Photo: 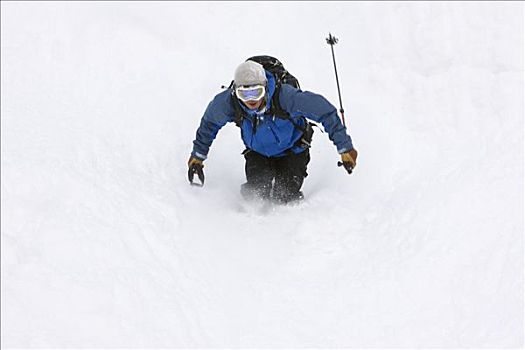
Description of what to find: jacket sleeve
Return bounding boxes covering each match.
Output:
[191,91,234,160]
[279,85,354,154]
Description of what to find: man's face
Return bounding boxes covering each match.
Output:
[236,85,266,111]
[243,99,264,110]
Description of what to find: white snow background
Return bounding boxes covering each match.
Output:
[1,1,523,348]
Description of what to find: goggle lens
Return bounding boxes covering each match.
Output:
[235,85,266,102]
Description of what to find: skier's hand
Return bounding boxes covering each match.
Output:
[188,156,205,186]
[339,149,358,174]
[188,156,203,168]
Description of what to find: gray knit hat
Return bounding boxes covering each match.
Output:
[234,61,267,87]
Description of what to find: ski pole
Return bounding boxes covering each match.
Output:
[326,33,346,127]
[188,163,205,187]
[327,33,354,174]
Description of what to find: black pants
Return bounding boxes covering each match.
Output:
[242,149,310,202]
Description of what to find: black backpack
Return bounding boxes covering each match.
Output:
[228,56,314,151]
[230,56,304,128]
[247,55,300,90]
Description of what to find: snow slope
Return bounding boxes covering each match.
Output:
[1,2,523,348]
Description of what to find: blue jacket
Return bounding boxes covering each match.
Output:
[191,71,354,159]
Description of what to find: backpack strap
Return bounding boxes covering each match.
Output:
[230,90,244,127]
[230,89,263,136]
[230,82,306,134]
[269,83,306,133]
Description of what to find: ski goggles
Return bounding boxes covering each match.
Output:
[235,85,266,102]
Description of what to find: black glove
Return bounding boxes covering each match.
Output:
[188,156,205,186]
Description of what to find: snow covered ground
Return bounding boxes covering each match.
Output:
[1,2,523,348]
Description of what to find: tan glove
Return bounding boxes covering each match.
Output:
[339,148,358,174]
[341,148,358,169]
[188,156,203,168]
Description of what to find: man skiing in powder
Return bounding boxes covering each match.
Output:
[188,58,357,203]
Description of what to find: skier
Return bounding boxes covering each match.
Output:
[188,59,357,203]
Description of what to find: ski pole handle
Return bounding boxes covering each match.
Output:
[188,164,205,186]
[337,161,353,175]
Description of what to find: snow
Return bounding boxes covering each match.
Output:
[1,1,523,348]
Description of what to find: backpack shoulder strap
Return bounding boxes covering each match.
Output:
[230,82,306,133]
[269,83,306,132]
[230,83,285,127]
[230,90,245,127]
[269,83,287,118]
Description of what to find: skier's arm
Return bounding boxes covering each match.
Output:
[279,85,354,154]
[191,91,234,160]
